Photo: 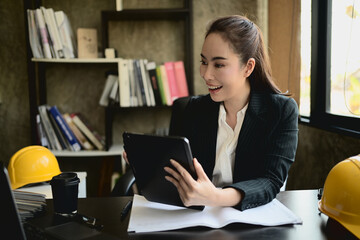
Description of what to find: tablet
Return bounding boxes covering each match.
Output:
[123,132,204,211]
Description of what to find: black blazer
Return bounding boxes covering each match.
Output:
[169,92,299,211]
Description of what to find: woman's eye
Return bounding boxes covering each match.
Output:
[215,63,225,68]
[200,60,207,65]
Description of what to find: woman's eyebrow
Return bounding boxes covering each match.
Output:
[200,53,227,61]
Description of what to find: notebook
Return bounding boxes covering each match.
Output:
[0,163,26,239]
[0,162,119,240]
[123,132,204,211]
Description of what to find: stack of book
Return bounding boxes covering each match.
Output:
[99,59,189,107]
[13,190,46,222]
[27,6,76,59]
[37,105,105,151]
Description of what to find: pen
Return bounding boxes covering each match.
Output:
[121,200,133,221]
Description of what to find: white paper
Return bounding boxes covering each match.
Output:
[128,194,302,233]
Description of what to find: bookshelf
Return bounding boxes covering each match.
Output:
[23,0,194,156]
[51,143,123,157]
[101,3,194,149]
[31,58,122,63]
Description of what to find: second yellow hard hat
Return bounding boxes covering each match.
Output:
[318,156,360,238]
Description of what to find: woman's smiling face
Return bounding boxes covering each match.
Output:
[200,33,252,104]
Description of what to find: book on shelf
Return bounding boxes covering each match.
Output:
[159,64,172,105]
[63,113,94,150]
[38,105,62,150]
[47,109,72,151]
[41,6,64,59]
[145,61,156,106]
[35,8,52,59]
[27,9,44,58]
[109,76,119,104]
[133,60,143,106]
[164,61,179,103]
[173,60,189,98]
[118,58,131,107]
[146,61,162,106]
[27,7,76,59]
[99,74,118,107]
[156,65,167,106]
[48,106,81,151]
[71,113,105,151]
[37,105,107,151]
[98,59,189,107]
[133,60,147,106]
[128,59,138,107]
[54,10,76,58]
[140,59,155,106]
[36,114,49,148]
[77,28,98,58]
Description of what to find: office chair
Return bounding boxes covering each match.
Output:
[111,167,136,197]
[111,96,191,197]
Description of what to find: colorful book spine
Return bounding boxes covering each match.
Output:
[71,113,104,151]
[164,62,179,102]
[48,106,81,151]
[174,61,189,97]
[47,110,71,150]
[63,113,94,150]
[156,66,167,106]
[160,65,172,105]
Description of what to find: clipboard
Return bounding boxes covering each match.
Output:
[123,132,204,211]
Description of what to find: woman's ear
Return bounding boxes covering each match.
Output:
[244,58,255,78]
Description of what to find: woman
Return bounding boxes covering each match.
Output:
[164,15,298,211]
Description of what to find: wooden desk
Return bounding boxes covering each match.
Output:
[29,190,358,240]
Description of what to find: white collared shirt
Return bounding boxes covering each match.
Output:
[212,103,248,187]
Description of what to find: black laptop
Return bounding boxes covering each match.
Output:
[123,132,204,211]
[0,162,119,240]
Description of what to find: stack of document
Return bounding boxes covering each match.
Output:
[128,194,302,233]
[13,190,46,222]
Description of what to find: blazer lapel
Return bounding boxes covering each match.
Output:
[233,92,269,176]
[200,96,219,178]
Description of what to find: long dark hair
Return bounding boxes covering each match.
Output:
[205,15,283,94]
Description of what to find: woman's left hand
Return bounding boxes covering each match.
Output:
[164,158,221,207]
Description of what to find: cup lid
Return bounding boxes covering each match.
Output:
[50,172,80,185]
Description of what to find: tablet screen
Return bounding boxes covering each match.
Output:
[123,132,204,210]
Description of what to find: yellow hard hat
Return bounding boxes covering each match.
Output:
[8,146,61,189]
[318,156,360,238]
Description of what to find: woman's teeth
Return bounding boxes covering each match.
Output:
[208,85,222,90]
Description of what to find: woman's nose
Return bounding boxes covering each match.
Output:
[201,65,213,80]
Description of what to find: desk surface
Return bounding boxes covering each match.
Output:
[29,190,358,240]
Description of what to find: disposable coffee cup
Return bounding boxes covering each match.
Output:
[50,172,80,216]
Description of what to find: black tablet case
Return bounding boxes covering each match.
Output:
[123,132,204,211]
